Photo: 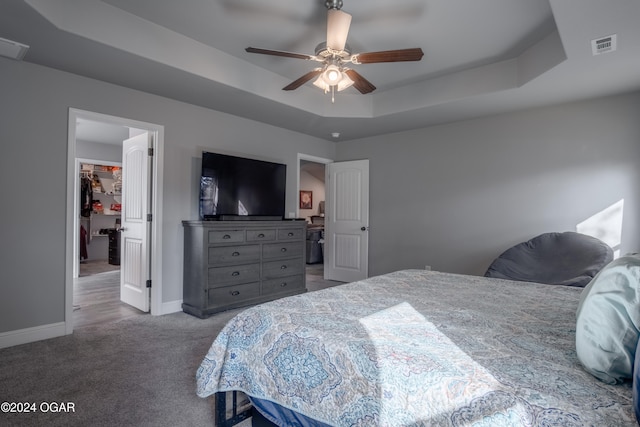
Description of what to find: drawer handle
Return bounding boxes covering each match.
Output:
[223,234,231,239]
[231,271,240,276]
[280,282,287,287]
[280,265,287,270]
[287,232,294,237]
[280,248,287,252]
[258,233,265,238]
[232,251,240,256]
[230,291,240,296]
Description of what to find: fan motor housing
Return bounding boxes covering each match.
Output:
[315,42,351,59]
[325,0,343,10]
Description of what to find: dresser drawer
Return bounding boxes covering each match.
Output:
[263,242,303,260]
[208,282,261,307]
[208,245,260,264]
[278,227,304,241]
[208,229,244,244]
[246,229,276,242]
[208,263,261,286]
[262,275,304,295]
[263,258,303,279]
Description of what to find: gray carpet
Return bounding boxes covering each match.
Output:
[0,309,246,427]
[1,264,340,427]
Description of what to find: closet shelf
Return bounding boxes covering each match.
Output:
[93,191,122,195]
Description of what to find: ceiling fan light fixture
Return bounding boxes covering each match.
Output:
[322,64,342,85]
[313,75,330,92]
[313,70,353,105]
[337,71,354,91]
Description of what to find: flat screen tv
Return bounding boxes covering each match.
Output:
[199,152,286,220]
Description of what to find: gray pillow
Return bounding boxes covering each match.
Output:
[576,253,640,384]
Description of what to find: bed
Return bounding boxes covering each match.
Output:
[196,269,636,426]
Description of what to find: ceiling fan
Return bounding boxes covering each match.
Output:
[245,0,424,101]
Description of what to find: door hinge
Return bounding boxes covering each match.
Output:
[147,213,152,221]
[148,147,154,156]
[146,279,152,288]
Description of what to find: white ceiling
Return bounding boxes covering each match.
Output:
[75,117,129,145]
[2,0,639,142]
[301,160,326,183]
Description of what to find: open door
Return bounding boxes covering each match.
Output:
[324,160,369,282]
[120,132,152,312]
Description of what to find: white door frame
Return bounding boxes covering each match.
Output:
[66,108,165,334]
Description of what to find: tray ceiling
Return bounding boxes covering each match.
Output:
[1,0,639,141]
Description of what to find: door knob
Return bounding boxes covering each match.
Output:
[118,227,126,232]
[361,226,368,231]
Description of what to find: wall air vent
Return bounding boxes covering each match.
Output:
[591,34,617,56]
[0,37,29,60]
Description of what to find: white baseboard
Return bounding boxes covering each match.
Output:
[1,301,184,348]
[0,322,68,349]
[160,299,182,315]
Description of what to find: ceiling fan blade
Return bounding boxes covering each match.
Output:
[283,70,323,91]
[344,69,376,94]
[353,48,424,64]
[326,9,352,52]
[246,47,315,61]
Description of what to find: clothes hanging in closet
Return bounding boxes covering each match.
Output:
[80,176,93,217]
[79,225,88,260]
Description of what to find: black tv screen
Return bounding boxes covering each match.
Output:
[200,152,286,220]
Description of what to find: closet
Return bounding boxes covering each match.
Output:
[79,163,122,265]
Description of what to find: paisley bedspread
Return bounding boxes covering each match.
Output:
[196,270,635,426]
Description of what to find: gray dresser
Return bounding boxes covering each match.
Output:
[182,220,307,318]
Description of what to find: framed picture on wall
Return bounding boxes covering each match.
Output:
[299,190,312,209]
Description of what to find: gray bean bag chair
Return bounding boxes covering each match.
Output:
[484,231,614,287]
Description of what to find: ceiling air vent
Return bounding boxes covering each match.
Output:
[591,34,617,56]
[0,37,29,60]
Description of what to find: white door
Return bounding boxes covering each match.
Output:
[324,160,369,282]
[120,132,152,312]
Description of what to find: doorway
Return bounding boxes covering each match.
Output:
[77,158,123,279]
[65,109,164,334]
[75,156,130,328]
[298,154,331,288]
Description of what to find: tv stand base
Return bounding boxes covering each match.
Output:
[216,215,283,221]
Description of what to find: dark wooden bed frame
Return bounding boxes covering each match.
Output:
[215,391,275,427]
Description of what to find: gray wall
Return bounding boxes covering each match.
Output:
[337,92,640,277]
[2,54,639,337]
[0,57,336,333]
